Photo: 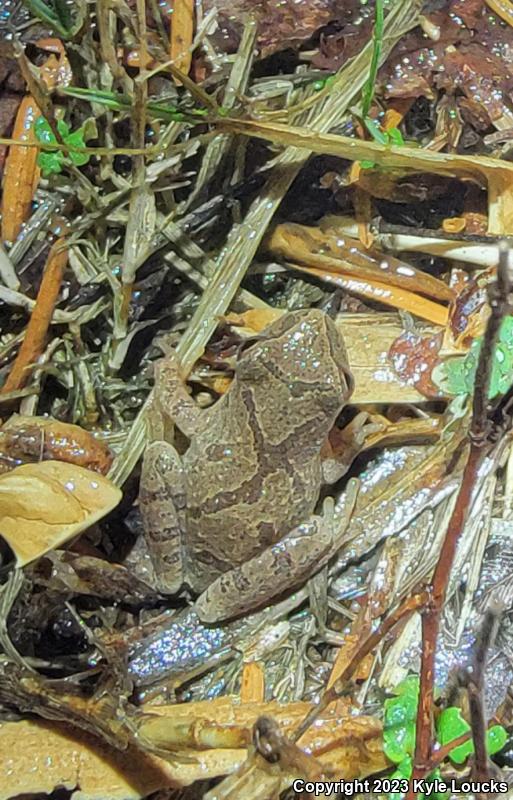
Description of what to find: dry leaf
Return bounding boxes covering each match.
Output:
[0,414,113,475]
[240,662,265,704]
[170,0,194,79]
[265,223,454,301]
[1,95,41,245]
[203,0,340,57]
[0,719,203,800]
[0,695,386,799]
[485,0,513,28]
[0,461,121,566]
[1,46,72,245]
[223,308,282,334]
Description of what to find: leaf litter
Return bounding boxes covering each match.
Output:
[0,1,513,798]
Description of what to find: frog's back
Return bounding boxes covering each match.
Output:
[181,309,352,593]
[182,391,322,592]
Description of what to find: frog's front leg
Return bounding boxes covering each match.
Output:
[139,441,187,594]
[195,480,359,623]
[150,352,208,440]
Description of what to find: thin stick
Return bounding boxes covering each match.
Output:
[408,244,511,797]
[292,591,428,742]
[416,730,479,779]
[0,238,68,395]
[468,607,501,788]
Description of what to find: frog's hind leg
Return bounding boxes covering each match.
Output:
[139,441,186,594]
[195,482,359,623]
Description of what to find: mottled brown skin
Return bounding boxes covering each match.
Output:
[139,309,353,622]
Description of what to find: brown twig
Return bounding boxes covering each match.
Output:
[467,606,502,791]
[0,238,68,395]
[255,716,327,780]
[292,591,429,742]
[408,244,511,797]
[412,722,495,781]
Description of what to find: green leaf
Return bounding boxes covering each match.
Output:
[394,676,420,698]
[383,677,419,763]
[486,724,508,755]
[65,128,89,166]
[387,127,405,146]
[431,353,473,397]
[432,315,513,400]
[438,707,472,764]
[499,315,513,347]
[35,117,65,175]
[34,116,57,146]
[390,757,411,800]
[360,159,377,169]
[57,118,71,138]
[34,115,92,174]
[38,150,64,176]
[437,707,508,764]
[392,756,412,778]
[364,116,389,145]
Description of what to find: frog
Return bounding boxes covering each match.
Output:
[139,308,355,624]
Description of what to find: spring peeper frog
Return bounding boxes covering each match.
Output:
[139,309,354,623]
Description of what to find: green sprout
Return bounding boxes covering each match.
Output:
[34,117,92,176]
[359,116,406,168]
[361,0,385,118]
[356,0,410,170]
[432,316,513,399]
[383,676,507,800]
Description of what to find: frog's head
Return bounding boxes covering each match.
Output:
[236,309,353,423]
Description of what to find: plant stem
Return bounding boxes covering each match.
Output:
[408,244,511,797]
[361,0,384,118]
[467,607,501,791]
[293,590,428,742]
